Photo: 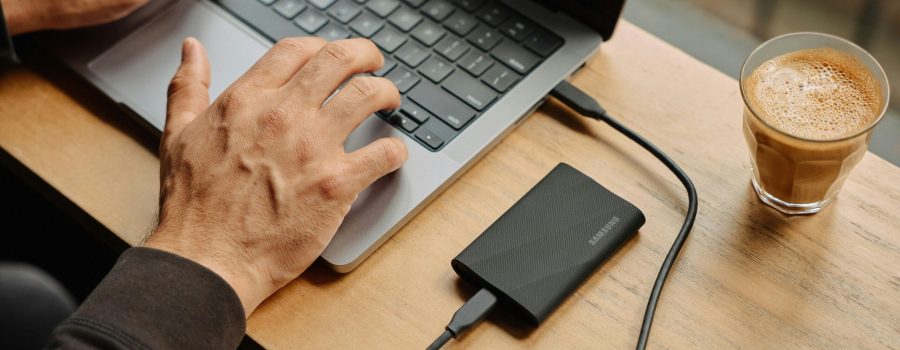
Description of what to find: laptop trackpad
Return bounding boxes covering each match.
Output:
[89,0,269,131]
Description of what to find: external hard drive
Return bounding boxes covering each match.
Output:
[451,163,645,325]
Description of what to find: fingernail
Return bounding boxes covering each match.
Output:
[182,37,195,61]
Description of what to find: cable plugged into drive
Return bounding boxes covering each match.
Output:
[428,162,646,349]
[426,289,497,350]
[426,81,698,350]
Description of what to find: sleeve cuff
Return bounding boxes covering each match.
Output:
[54,247,246,350]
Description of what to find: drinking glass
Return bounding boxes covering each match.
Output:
[740,32,890,214]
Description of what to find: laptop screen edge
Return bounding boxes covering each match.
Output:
[534,0,627,40]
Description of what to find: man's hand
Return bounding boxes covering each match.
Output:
[1,0,149,35]
[144,37,407,316]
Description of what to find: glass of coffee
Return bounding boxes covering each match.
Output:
[740,32,890,215]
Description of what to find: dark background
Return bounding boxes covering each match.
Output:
[0,157,117,302]
[0,154,265,349]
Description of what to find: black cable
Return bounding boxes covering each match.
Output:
[426,330,453,350]
[426,288,497,350]
[549,80,699,350]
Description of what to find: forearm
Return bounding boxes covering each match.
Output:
[0,0,17,64]
[1,0,38,35]
[1,0,151,36]
[46,248,246,350]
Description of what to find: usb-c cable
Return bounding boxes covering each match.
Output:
[426,289,497,350]
[550,80,699,349]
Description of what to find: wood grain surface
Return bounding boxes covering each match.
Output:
[0,21,897,349]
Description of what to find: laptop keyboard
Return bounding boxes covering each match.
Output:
[214,0,564,151]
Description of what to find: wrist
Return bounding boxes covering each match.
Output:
[144,229,272,317]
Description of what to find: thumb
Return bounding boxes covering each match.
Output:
[165,37,211,138]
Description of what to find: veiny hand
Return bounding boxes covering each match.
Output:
[144,37,406,316]
[1,0,149,35]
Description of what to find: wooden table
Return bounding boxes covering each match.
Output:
[1,21,898,349]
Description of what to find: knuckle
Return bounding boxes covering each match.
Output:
[215,89,245,116]
[226,81,253,98]
[260,104,290,134]
[377,138,405,166]
[316,170,348,200]
[292,136,317,163]
[274,37,309,55]
[344,77,380,101]
[167,75,190,97]
[321,42,355,65]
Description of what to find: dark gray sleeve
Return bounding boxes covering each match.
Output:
[46,247,246,350]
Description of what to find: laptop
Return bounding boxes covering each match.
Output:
[39,0,625,272]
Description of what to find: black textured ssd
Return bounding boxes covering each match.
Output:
[451,163,645,325]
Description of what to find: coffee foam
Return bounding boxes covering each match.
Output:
[744,47,883,140]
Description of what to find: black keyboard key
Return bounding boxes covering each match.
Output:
[434,35,470,61]
[491,39,540,74]
[467,26,502,51]
[309,0,337,9]
[373,56,397,76]
[411,20,446,46]
[452,0,485,12]
[328,0,362,23]
[444,11,478,36]
[477,3,510,27]
[218,0,308,41]
[415,127,444,149]
[400,100,431,123]
[394,41,430,67]
[366,0,401,17]
[421,0,455,22]
[385,66,421,93]
[524,28,563,57]
[418,56,455,83]
[295,10,329,33]
[317,22,352,40]
[403,0,427,7]
[371,26,407,52]
[349,11,384,37]
[498,15,534,41]
[377,108,394,118]
[389,113,420,132]
[409,83,475,130]
[480,63,519,92]
[388,7,422,32]
[273,0,306,18]
[442,70,497,111]
[458,50,493,76]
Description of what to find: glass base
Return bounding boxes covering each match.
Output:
[751,178,833,215]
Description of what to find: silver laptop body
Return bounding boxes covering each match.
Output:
[40,0,610,272]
